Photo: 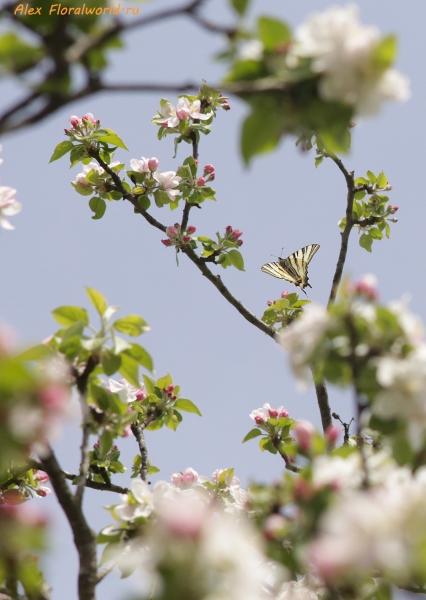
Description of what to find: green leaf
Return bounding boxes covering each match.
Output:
[16,344,54,362]
[241,103,282,165]
[146,419,163,431]
[101,353,121,376]
[242,428,262,443]
[157,374,172,390]
[258,16,291,50]
[113,315,149,337]
[372,35,397,70]
[90,384,111,411]
[369,227,383,240]
[359,233,373,253]
[99,430,113,458]
[97,128,128,150]
[147,465,160,475]
[119,354,140,388]
[137,195,151,211]
[126,344,153,372]
[354,190,366,200]
[377,171,387,188]
[154,190,170,207]
[143,374,156,395]
[229,0,249,16]
[85,287,108,316]
[227,249,245,271]
[49,141,74,163]
[367,170,377,184]
[52,306,89,326]
[173,399,202,416]
[89,197,106,220]
[315,156,323,168]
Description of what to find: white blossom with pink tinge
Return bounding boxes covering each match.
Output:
[154,170,182,201]
[0,186,21,230]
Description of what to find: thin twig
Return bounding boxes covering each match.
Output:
[131,424,149,482]
[314,381,332,431]
[40,448,97,600]
[271,438,299,473]
[327,154,356,306]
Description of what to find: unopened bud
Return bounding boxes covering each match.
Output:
[389,205,399,213]
[197,176,206,186]
[225,225,233,232]
[209,173,215,181]
[166,225,179,239]
[183,235,191,243]
[254,415,264,425]
[204,164,215,174]
[232,229,243,239]
[69,115,80,128]
[187,225,196,234]
[237,239,243,246]
[267,300,273,306]
[294,420,316,450]
[281,291,289,298]
[148,157,159,171]
[161,239,172,246]
[82,112,95,123]
[268,408,279,418]
[279,409,289,418]
[325,424,340,444]
[136,389,146,401]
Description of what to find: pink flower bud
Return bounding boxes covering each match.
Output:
[279,409,289,418]
[112,445,118,451]
[170,472,183,487]
[34,471,49,483]
[69,115,80,128]
[281,291,289,298]
[172,394,177,400]
[187,225,196,234]
[183,235,191,243]
[237,240,243,246]
[204,164,215,174]
[325,424,340,444]
[209,173,215,181]
[82,112,95,124]
[268,408,279,418]
[174,223,181,229]
[294,478,313,501]
[294,420,316,450]
[168,385,174,392]
[387,184,393,190]
[194,159,199,165]
[176,107,190,121]
[162,121,168,128]
[168,391,173,397]
[39,489,48,497]
[197,176,206,186]
[267,300,273,306]
[354,274,378,301]
[38,384,69,411]
[225,225,233,232]
[136,389,146,401]
[389,205,399,213]
[182,468,198,485]
[64,128,69,134]
[161,239,172,246]
[232,229,243,239]
[254,416,264,425]
[166,225,179,239]
[122,424,132,437]
[148,157,159,171]
[222,101,231,110]
[93,440,100,449]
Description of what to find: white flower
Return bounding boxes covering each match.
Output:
[289,4,410,116]
[108,378,140,403]
[277,577,319,600]
[153,98,213,128]
[0,186,21,230]
[130,156,150,173]
[114,480,154,521]
[238,40,264,61]
[277,304,330,387]
[75,161,120,186]
[179,97,213,121]
[307,466,426,584]
[153,101,180,128]
[154,170,182,201]
[373,349,426,449]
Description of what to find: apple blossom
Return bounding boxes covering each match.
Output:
[166,225,178,239]
[187,225,196,234]
[108,378,144,403]
[294,420,316,450]
[114,480,154,522]
[197,176,206,186]
[148,157,159,171]
[204,164,215,174]
[276,577,320,600]
[0,186,21,230]
[130,156,150,173]
[154,170,182,201]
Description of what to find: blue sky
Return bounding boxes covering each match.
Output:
[0,0,423,597]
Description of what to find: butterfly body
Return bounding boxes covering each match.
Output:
[261,244,320,295]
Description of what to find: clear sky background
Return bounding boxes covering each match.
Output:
[0,0,424,598]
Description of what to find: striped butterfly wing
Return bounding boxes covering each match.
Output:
[261,244,320,292]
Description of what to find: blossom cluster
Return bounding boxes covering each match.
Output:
[161,222,197,248]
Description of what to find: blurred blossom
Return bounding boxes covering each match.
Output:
[276,576,321,600]
[238,39,264,61]
[0,186,21,230]
[307,466,426,584]
[277,304,330,387]
[288,4,410,116]
[114,480,154,521]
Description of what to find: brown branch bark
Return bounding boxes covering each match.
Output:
[39,449,97,600]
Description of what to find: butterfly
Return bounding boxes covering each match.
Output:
[261,244,320,295]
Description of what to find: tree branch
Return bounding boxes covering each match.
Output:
[327,154,356,306]
[39,449,97,600]
[131,424,149,482]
